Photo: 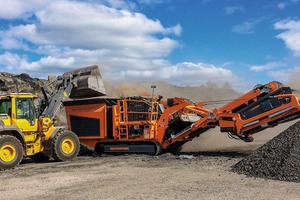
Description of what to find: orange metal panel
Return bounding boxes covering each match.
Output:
[65,103,107,139]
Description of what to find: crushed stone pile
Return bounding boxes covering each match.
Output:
[232,120,300,182]
[0,72,51,96]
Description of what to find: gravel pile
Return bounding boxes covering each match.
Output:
[232,120,300,182]
[0,72,51,96]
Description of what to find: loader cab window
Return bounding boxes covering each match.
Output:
[0,98,11,115]
[16,98,36,120]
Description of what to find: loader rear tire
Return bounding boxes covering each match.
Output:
[0,135,23,170]
[29,152,51,162]
[51,130,80,162]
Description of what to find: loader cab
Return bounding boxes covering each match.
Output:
[0,93,38,132]
[0,96,12,125]
[0,97,11,114]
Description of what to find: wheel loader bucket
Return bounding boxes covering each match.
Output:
[63,65,106,98]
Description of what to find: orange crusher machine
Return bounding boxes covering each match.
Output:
[63,78,300,155]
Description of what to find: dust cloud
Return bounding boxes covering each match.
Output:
[182,120,298,153]
[287,72,300,96]
[104,80,240,104]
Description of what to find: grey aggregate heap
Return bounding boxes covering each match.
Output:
[0,72,50,95]
[233,120,300,182]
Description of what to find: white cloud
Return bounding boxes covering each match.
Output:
[225,6,244,15]
[0,0,239,88]
[277,2,288,9]
[0,52,24,70]
[138,0,167,5]
[159,62,237,86]
[0,0,182,74]
[277,0,299,9]
[250,62,283,72]
[0,50,238,87]
[1,1,181,58]
[100,0,137,10]
[0,0,50,19]
[0,52,75,73]
[0,24,37,50]
[0,36,28,50]
[231,19,262,34]
[275,19,300,56]
[268,67,300,83]
[249,61,300,83]
[232,22,255,34]
[95,61,238,87]
[105,61,240,88]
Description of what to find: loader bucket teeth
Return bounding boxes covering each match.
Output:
[64,65,106,98]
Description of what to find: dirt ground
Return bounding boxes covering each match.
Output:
[1,121,300,200]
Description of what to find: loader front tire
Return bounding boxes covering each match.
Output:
[0,135,23,170]
[51,130,80,161]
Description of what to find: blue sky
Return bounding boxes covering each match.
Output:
[0,0,300,91]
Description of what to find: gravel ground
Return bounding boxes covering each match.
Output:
[0,153,299,200]
[1,121,300,200]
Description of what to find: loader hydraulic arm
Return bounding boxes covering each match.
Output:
[40,65,106,119]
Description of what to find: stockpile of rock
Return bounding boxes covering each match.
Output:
[233,120,300,182]
[0,72,50,96]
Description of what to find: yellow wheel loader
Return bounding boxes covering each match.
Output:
[0,65,106,170]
